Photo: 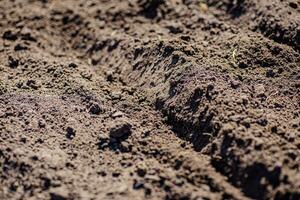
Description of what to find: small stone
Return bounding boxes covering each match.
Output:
[109,119,132,139]
[89,103,102,115]
[66,127,76,139]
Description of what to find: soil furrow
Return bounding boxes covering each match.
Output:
[47,4,300,200]
[0,0,300,200]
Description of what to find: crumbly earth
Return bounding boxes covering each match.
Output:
[0,0,299,200]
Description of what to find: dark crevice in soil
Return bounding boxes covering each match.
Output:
[155,99,219,152]
[210,133,280,200]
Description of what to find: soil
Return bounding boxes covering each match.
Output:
[0,0,300,200]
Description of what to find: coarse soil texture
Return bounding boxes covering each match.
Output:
[0,0,300,200]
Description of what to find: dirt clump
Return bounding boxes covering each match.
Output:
[109,119,133,140]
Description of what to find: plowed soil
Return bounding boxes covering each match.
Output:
[0,0,300,200]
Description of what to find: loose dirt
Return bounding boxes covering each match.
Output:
[0,0,300,200]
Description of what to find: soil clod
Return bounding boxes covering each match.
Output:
[109,119,132,139]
